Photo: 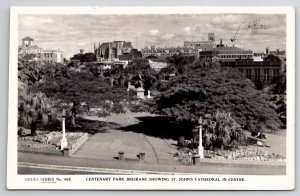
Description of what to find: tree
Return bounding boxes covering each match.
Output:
[167,54,188,74]
[18,92,53,135]
[32,71,130,116]
[201,111,247,150]
[70,52,96,62]
[152,66,282,134]
[124,64,158,92]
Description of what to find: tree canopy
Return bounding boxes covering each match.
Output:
[70,52,96,62]
[152,66,282,132]
[32,71,129,109]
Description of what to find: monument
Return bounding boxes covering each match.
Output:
[60,109,68,150]
[198,117,204,158]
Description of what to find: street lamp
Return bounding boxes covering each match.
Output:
[60,108,68,150]
[198,117,204,158]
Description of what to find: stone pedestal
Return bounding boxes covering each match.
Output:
[60,138,68,150]
[139,152,145,162]
[193,154,201,165]
[62,148,70,157]
[118,151,125,161]
[147,90,151,98]
[178,136,185,146]
[136,87,145,99]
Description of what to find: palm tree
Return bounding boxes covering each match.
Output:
[202,111,246,150]
[18,92,52,136]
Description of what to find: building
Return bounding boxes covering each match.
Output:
[18,36,64,63]
[37,49,64,63]
[199,40,282,84]
[141,46,199,58]
[183,32,215,51]
[199,40,253,62]
[208,32,215,42]
[267,48,286,74]
[94,41,135,61]
[18,37,42,55]
[183,41,215,51]
[222,54,282,84]
[142,33,216,59]
[148,58,169,71]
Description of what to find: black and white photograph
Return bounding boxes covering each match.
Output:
[7,6,295,190]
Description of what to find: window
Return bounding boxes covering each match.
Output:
[246,69,252,79]
[255,69,260,80]
[274,69,280,78]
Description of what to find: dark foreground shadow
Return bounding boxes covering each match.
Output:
[118,116,194,140]
[35,116,121,135]
[68,117,120,135]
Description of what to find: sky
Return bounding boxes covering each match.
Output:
[19,14,286,59]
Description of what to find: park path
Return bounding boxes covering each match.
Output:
[71,113,178,164]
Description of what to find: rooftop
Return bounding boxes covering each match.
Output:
[118,55,133,61]
[22,36,34,41]
[123,42,132,48]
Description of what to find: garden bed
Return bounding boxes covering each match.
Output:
[18,129,89,156]
[204,146,285,162]
[176,145,286,166]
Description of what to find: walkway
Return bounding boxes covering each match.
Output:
[71,113,178,164]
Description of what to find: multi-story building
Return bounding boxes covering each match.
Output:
[183,40,215,51]
[141,45,199,58]
[222,55,282,84]
[199,40,282,85]
[199,40,253,62]
[37,49,64,63]
[183,32,215,51]
[18,36,64,63]
[142,33,216,59]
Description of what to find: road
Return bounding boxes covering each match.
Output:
[18,152,286,175]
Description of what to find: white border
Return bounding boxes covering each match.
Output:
[7,6,295,190]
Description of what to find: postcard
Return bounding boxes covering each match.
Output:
[7,6,295,190]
